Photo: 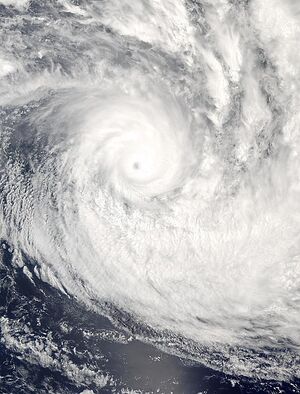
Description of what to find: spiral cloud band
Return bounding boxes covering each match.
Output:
[0,0,300,382]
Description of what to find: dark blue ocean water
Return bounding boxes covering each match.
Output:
[1,240,299,393]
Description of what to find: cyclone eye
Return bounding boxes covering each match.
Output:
[133,162,140,170]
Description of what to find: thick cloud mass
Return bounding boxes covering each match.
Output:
[0,0,300,382]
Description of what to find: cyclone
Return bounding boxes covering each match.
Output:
[0,0,300,389]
